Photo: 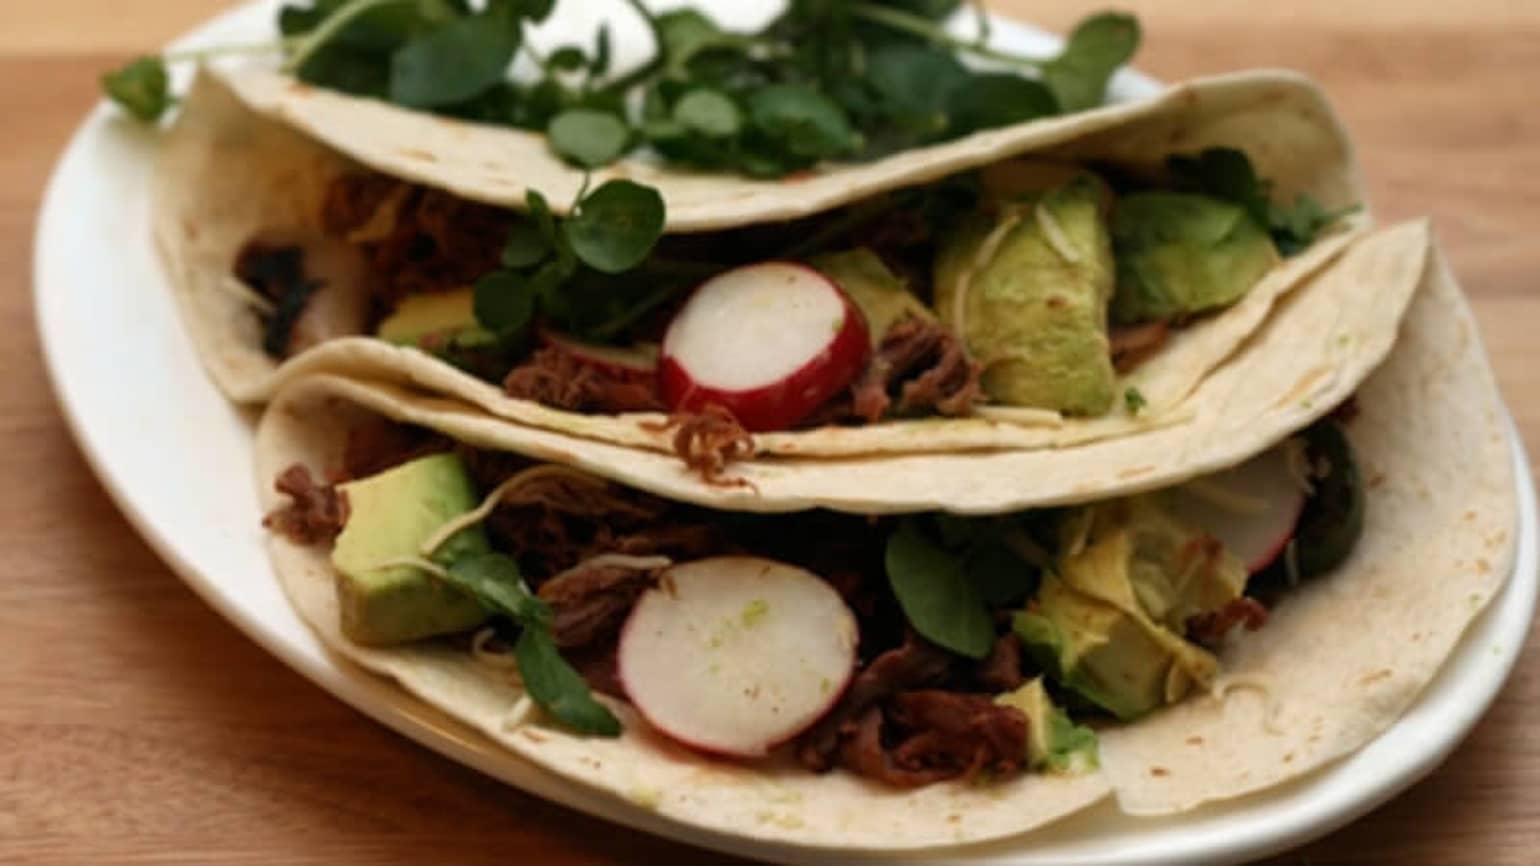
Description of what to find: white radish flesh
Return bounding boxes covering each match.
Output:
[618,556,858,758]
[1167,443,1308,572]
[659,262,870,431]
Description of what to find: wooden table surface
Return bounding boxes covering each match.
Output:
[4,2,1537,864]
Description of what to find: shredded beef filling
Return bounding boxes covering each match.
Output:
[973,633,1026,693]
[795,634,953,772]
[1110,320,1171,373]
[1187,596,1270,647]
[838,692,1029,788]
[538,561,665,649]
[844,315,983,424]
[263,465,348,544]
[503,345,666,413]
[322,173,511,302]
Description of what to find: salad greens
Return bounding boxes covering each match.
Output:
[102,0,1139,179]
[1168,147,1360,256]
[443,551,622,736]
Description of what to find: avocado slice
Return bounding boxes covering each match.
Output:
[810,248,932,346]
[995,676,1099,773]
[1015,575,1218,722]
[1059,497,1248,632]
[1110,192,1279,325]
[331,452,491,645]
[377,288,495,349]
[935,174,1117,415]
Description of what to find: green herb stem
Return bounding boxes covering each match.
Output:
[597,0,666,97]
[850,2,1043,71]
[282,0,411,74]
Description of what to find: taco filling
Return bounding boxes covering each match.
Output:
[234,145,1348,446]
[264,404,1365,788]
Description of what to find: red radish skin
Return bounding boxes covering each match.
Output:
[618,557,858,759]
[1168,444,1307,572]
[659,262,870,431]
[539,329,658,376]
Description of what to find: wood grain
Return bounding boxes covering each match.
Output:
[2,3,1537,865]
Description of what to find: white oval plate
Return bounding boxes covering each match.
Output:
[35,2,1538,863]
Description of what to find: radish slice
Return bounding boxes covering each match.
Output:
[618,557,858,758]
[540,329,658,376]
[659,262,871,431]
[1167,443,1308,572]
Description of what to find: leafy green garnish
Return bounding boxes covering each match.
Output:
[443,552,621,736]
[1040,12,1141,113]
[547,109,633,168]
[561,180,666,273]
[1123,387,1147,415]
[104,1,1140,180]
[887,521,994,659]
[102,56,172,122]
[1167,147,1359,256]
[388,7,520,108]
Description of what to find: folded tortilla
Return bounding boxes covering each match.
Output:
[162,63,1372,460]
[255,235,1516,848]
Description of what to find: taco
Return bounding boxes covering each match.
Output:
[254,236,1516,847]
[161,64,1368,470]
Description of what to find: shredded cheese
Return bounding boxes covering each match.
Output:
[550,553,674,579]
[420,464,606,557]
[1034,202,1080,264]
[221,275,276,315]
[952,211,1023,342]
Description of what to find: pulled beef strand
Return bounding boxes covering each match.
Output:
[847,315,983,424]
[263,465,349,545]
[342,420,451,480]
[658,405,755,485]
[837,692,1029,789]
[537,560,665,649]
[1187,597,1270,648]
[503,345,666,413]
[973,633,1026,693]
[795,635,952,772]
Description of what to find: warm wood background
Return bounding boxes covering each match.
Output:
[4,2,1537,864]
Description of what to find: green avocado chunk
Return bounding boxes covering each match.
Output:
[1014,495,1243,721]
[1110,192,1279,325]
[810,248,932,345]
[331,452,491,645]
[935,174,1117,415]
[1059,496,1248,632]
[377,287,495,349]
[1015,575,1216,722]
[995,676,1099,773]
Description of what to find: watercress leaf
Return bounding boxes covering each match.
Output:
[1167,147,1269,224]
[656,8,723,62]
[526,189,558,240]
[1041,11,1140,113]
[473,270,538,333]
[516,626,623,736]
[1270,196,1358,256]
[749,84,860,160]
[500,217,551,268]
[948,73,1056,134]
[444,552,550,625]
[673,88,742,137]
[389,9,520,108]
[549,45,589,71]
[547,108,632,168]
[965,542,1038,606]
[866,42,968,117]
[885,521,994,659]
[563,180,666,273]
[102,56,171,123]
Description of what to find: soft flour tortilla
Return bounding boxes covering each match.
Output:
[161,64,1369,459]
[253,221,1431,516]
[254,237,1516,847]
